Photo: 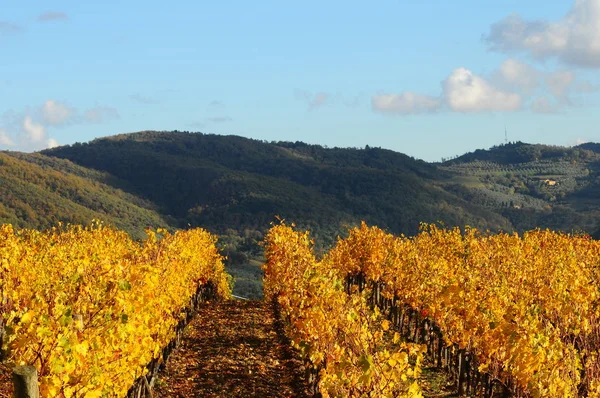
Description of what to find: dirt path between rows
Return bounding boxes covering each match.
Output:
[155,300,310,397]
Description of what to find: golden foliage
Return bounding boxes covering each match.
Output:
[0,222,231,397]
[325,222,600,397]
[263,223,424,398]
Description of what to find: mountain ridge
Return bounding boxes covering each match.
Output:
[41,131,515,242]
[0,131,597,246]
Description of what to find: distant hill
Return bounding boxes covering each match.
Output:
[447,141,597,165]
[577,142,600,153]
[440,141,600,235]
[0,151,168,239]
[42,131,511,244]
[0,132,596,248]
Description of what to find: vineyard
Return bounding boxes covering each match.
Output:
[263,223,425,397]
[264,222,600,397]
[1,220,599,397]
[0,222,231,397]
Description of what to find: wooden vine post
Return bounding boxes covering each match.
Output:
[0,323,5,361]
[13,365,40,398]
[4,282,218,398]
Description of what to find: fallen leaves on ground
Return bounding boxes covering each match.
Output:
[155,300,310,397]
[0,363,13,398]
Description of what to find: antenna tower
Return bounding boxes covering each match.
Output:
[505,126,508,145]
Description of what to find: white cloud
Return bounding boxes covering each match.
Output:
[531,96,559,114]
[42,100,74,125]
[485,0,600,67]
[38,12,68,22]
[84,107,120,124]
[545,70,575,98]
[494,59,596,108]
[46,138,59,149]
[497,58,540,92]
[371,59,596,117]
[1,101,120,151]
[372,92,441,115]
[23,117,46,143]
[43,100,122,126]
[442,68,522,112]
[576,137,588,145]
[0,130,14,147]
[18,116,58,149]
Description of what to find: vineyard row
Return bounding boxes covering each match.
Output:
[264,222,600,398]
[0,222,231,397]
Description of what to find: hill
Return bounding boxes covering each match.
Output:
[1,132,598,248]
[42,131,513,246]
[0,151,168,239]
[440,141,600,234]
[447,141,596,165]
[577,142,600,153]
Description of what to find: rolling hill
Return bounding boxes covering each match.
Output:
[41,131,513,245]
[0,150,168,239]
[0,131,598,248]
[440,141,600,234]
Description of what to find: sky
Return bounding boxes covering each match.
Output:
[1,0,600,162]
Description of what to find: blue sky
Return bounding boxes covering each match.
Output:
[1,1,599,161]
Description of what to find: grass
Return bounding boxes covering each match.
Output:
[226,257,265,299]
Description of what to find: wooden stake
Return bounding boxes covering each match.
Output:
[13,366,40,398]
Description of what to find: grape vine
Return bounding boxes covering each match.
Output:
[0,222,231,397]
[265,221,600,397]
[263,223,424,398]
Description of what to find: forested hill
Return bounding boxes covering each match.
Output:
[440,141,600,236]
[0,151,167,239]
[41,131,510,243]
[446,141,597,165]
[0,131,597,246]
[578,142,600,154]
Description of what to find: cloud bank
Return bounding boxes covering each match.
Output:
[372,55,598,116]
[443,68,523,112]
[0,130,14,147]
[43,100,75,126]
[485,0,600,68]
[497,58,540,92]
[0,101,120,151]
[373,1,600,117]
[373,67,523,115]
